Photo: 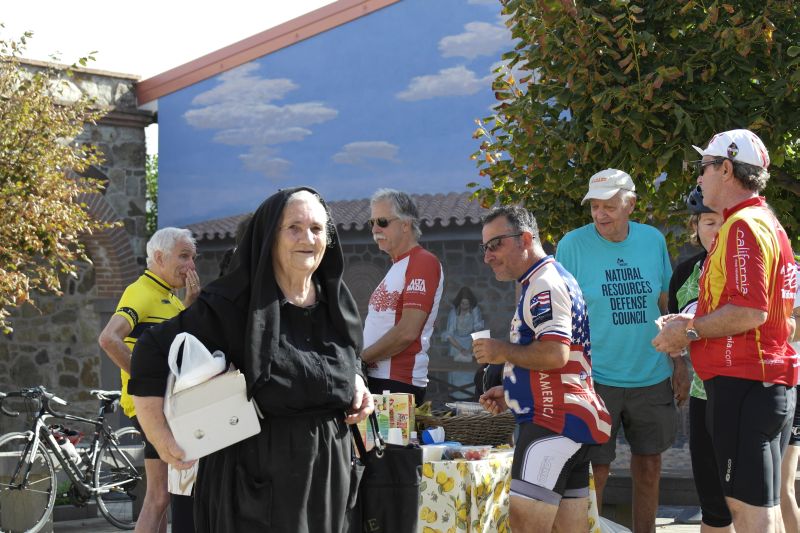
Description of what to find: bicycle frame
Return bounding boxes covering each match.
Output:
[11,393,133,500]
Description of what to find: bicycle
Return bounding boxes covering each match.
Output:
[0,386,144,532]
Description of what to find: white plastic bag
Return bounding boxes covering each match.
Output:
[167,332,226,394]
[597,517,632,533]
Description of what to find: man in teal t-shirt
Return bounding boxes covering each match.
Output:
[556,168,687,533]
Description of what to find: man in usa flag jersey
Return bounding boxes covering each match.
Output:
[474,205,611,532]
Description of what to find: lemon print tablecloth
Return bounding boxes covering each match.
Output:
[417,453,603,533]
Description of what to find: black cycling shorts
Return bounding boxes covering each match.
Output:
[510,422,591,506]
[704,376,795,507]
[791,385,800,446]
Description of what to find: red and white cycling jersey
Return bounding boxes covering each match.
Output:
[364,246,443,387]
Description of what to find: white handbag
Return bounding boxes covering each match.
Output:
[163,333,261,461]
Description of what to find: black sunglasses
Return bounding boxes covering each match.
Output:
[686,158,727,176]
[479,232,523,254]
[367,217,399,229]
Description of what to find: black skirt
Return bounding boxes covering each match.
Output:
[193,412,359,533]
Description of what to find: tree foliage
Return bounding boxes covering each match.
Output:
[472,0,800,250]
[146,154,158,237]
[0,30,111,332]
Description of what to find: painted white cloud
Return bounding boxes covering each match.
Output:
[239,146,292,178]
[396,66,491,101]
[184,62,339,178]
[439,20,512,60]
[333,141,400,166]
[191,63,298,106]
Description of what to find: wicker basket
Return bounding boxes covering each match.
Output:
[416,412,516,446]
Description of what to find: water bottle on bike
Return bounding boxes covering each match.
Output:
[52,424,82,465]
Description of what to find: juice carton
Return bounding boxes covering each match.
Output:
[389,392,415,445]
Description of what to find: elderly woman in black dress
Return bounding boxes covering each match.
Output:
[128,187,373,532]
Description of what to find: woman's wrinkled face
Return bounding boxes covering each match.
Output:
[274,194,328,276]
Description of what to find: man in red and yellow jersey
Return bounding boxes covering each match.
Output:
[99,227,199,533]
[654,129,798,532]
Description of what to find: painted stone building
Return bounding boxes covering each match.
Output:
[0,61,154,432]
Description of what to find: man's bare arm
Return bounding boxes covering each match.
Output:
[361,308,429,363]
[473,337,569,371]
[98,315,134,374]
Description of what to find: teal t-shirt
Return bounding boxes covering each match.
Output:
[556,222,673,387]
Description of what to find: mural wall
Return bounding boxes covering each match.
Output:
[157,0,519,402]
[158,0,514,227]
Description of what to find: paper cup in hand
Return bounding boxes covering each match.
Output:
[470,330,491,341]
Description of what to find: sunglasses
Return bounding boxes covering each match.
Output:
[479,232,523,254]
[367,217,399,229]
[686,158,727,176]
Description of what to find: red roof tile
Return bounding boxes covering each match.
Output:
[187,191,486,242]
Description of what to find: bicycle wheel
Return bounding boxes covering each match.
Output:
[0,432,56,533]
[93,427,143,530]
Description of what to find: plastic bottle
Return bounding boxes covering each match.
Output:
[55,433,82,465]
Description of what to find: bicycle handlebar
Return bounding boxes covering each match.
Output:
[0,386,68,418]
[0,392,19,417]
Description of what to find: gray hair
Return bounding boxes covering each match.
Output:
[370,188,422,240]
[146,227,195,268]
[482,205,540,243]
[618,189,637,206]
[731,161,770,192]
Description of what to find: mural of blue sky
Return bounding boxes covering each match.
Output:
[158,0,517,227]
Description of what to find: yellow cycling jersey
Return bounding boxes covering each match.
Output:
[113,270,184,418]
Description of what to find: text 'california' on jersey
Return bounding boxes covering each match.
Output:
[503,256,611,444]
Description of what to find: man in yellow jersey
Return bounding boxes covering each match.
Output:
[99,227,199,533]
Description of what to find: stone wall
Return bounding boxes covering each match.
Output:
[0,62,154,433]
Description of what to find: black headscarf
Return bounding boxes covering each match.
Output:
[204,187,363,398]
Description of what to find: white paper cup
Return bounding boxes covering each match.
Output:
[387,428,404,445]
[470,329,491,341]
[421,445,446,462]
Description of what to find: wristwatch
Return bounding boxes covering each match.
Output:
[685,318,700,341]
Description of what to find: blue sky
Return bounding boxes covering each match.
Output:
[159,0,515,227]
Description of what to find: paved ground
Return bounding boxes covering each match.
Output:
[52,509,704,532]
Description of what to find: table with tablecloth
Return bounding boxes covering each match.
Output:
[417,452,604,533]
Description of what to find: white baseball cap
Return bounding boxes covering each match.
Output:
[581,169,636,205]
[692,129,770,169]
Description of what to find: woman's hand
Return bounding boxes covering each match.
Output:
[345,374,374,425]
[132,395,196,469]
[152,431,196,470]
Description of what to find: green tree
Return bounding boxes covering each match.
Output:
[473,0,800,249]
[0,30,111,332]
[146,154,158,236]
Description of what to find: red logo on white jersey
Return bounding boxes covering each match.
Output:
[369,281,400,312]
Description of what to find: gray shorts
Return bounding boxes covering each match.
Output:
[589,378,677,464]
